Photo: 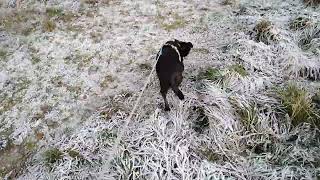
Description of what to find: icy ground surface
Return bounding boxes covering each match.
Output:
[0,0,320,179]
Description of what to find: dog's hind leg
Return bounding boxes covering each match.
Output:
[171,72,184,100]
[160,81,170,111]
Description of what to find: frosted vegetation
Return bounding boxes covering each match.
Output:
[0,0,319,179]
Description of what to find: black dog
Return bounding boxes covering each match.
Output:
[156,39,193,111]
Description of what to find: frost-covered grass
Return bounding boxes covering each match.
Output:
[252,19,279,45]
[0,0,320,179]
[298,23,320,54]
[289,16,313,31]
[303,0,320,7]
[278,84,319,128]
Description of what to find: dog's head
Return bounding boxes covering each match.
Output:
[170,39,193,57]
[175,39,193,57]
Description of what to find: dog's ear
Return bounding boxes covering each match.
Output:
[187,42,193,48]
[174,39,181,44]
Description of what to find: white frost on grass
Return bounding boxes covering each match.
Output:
[0,0,319,179]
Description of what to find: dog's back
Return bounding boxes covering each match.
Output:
[156,45,184,83]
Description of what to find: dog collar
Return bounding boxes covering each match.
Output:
[164,43,182,62]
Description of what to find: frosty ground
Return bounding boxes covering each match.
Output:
[0,0,320,179]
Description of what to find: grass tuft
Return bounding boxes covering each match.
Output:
[67,149,87,165]
[0,49,8,61]
[25,141,37,151]
[138,63,152,71]
[83,0,99,4]
[44,148,63,165]
[237,103,259,131]
[278,84,319,128]
[230,64,248,76]
[67,149,85,161]
[253,20,279,44]
[193,48,210,54]
[100,130,117,142]
[191,106,210,133]
[46,8,64,18]
[156,13,187,31]
[114,150,136,179]
[0,9,40,35]
[42,19,56,32]
[289,17,313,30]
[230,97,259,131]
[46,8,79,23]
[30,53,41,64]
[90,31,103,43]
[198,148,220,162]
[100,75,115,89]
[298,24,320,54]
[21,26,35,36]
[195,67,223,81]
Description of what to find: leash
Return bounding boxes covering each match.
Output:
[104,47,161,169]
[164,43,182,62]
[104,42,182,171]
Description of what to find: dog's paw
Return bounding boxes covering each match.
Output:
[164,106,171,111]
[159,102,171,111]
[178,92,184,100]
